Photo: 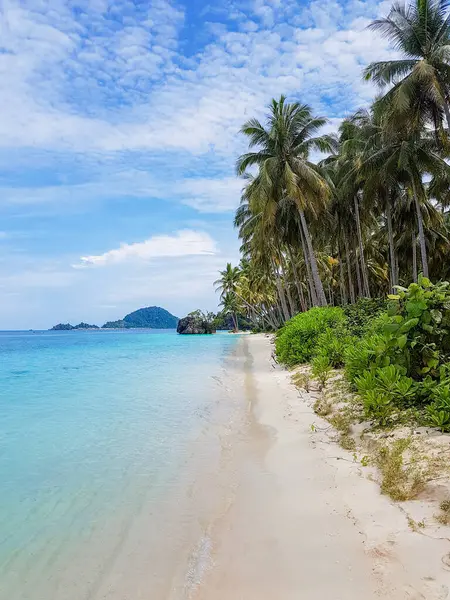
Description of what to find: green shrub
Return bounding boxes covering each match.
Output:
[346,277,450,393]
[383,277,450,380]
[343,297,387,337]
[426,381,450,431]
[354,364,418,425]
[311,354,332,389]
[313,325,354,368]
[275,307,346,366]
[344,330,386,383]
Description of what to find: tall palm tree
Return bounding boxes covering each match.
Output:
[220,292,240,332]
[214,263,241,330]
[364,0,450,133]
[236,96,336,306]
[356,110,449,277]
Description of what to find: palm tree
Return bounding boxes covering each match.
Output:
[220,292,240,332]
[364,0,450,133]
[354,107,450,278]
[236,96,336,307]
[214,263,241,331]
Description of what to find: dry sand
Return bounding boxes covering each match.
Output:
[193,334,450,600]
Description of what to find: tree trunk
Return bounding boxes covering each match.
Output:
[343,233,355,304]
[354,195,370,297]
[411,180,429,278]
[338,247,348,305]
[386,201,396,292]
[412,230,418,283]
[299,210,327,306]
[299,223,318,307]
[287,246,306,311]
[355,248,363,298]
[273,263,290,322]
[278,250,294,317]
[286,284,295,318]
[232,312,238,332]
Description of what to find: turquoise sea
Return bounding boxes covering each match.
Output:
[0,330,240,599]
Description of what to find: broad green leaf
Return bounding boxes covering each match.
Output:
[399,318,419,333]
[397,334,407,349]
[383,323,400,334]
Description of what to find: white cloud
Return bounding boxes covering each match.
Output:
[0,0,402,327]
[76,230,218,267]
[0,0,396,158]
[0,171,244,213]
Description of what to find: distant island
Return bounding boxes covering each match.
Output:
[50,306,179,331]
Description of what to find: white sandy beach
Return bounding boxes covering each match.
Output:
[192,334,450,600]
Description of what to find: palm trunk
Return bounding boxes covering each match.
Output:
[343,233,355,304]
[287,246,306,311]
[355,249,363,298]
[338,248,348,305]
[299,210,327,306]
[412,230,418,283]
[299,223,318,307]
[278,250,294,318]
[273,265,290,322]
[411,180,429,278]
[231,312,238,332]
[354,195,370,297]
[386,201,396,292]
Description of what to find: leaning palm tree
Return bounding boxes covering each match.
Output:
[214,263,241,330]
[236,96,336,306]
[364,0,450,133]
[220,292,240,332]
[214,263,241,296]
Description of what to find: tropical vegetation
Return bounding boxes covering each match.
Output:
[214,0,450,333]
[212,0,450,433]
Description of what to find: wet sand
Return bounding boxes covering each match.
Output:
[192,334,450,600]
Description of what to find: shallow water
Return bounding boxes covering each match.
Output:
[0,330,239,599]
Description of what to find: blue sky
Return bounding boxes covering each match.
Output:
[0,0,394,328]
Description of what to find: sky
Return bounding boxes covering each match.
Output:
[0,0,395,329]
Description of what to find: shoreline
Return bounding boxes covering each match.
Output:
[191,334,450,599]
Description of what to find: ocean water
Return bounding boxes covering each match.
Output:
[0,330,239,599]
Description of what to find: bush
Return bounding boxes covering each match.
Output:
[354,364,418,424]
[426,380,450,431]
[346,278,450,387]
[343,297,387,337]
[313,325,354,368]
[275,307,346,366]
[383,277,450,380]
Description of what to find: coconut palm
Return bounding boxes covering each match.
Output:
[236,96,336,307]
[214,263,241,331]
[219,292,240,332]
[364,0,450,133]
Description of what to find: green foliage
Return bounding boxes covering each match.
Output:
[344,331,386,383]
[383,277,450,380]
[375,438,424,501]
[311,355,332,389]
[426,380,450,431]
[344,278,450,426]
[342,297,387,337]
[313,325,354,368]
[354,364,418,424]
[275,307,346,366]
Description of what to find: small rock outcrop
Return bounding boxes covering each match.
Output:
[177,313,216,334]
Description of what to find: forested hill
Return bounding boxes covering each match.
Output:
[50,307,179,330]
[122,306,178,329]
